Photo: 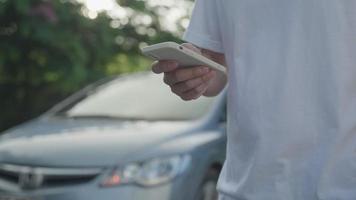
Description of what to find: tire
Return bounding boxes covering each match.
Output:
[194,169,220,200]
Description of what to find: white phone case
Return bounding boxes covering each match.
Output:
[141,42,226,74]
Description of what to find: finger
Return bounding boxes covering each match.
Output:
[152,60,178,74]
[180,83,209,101]
[164,66,210,85]
[171,70,216,94]
[181,43,202,54]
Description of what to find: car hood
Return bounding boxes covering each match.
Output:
[0,117,197,167]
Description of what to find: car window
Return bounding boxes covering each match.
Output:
[57,73,216,121]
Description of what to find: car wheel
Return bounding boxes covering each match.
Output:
[194,169,219,200]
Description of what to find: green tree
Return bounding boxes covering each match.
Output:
[0,0,182,131]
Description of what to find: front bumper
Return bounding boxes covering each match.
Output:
[0,181,177,200]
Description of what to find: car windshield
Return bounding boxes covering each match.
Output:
[57,72,216,121]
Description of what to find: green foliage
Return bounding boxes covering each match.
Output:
[0,0,182,131]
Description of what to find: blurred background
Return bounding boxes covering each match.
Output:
[0,0,193,132]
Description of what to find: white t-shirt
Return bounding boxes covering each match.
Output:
[183,0,356,199]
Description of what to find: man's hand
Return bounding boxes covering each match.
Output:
[151,43,218,101]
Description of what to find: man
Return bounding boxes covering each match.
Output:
[152,0,356,199]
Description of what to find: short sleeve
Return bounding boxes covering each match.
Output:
[183,0,224,53]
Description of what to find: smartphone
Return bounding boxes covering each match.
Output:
[141,42,226,74]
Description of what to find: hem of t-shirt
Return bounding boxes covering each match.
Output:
[183,30,224,53]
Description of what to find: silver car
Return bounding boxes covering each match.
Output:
[0,72,226,200]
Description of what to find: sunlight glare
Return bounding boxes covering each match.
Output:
[78,0,192,33]
[83,0,115,12]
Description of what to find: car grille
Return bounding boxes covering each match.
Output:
[0,163,103,190]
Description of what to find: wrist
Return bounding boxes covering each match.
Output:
[202,71,227,97]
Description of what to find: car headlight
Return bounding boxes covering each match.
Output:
[100,155,191,187]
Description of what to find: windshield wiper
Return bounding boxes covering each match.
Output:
[54,113,146,121]
[53,113,191,121]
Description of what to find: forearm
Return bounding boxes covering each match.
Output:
[200,48,228,97]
